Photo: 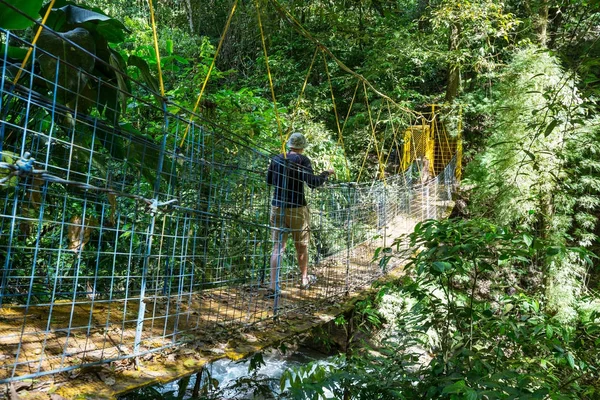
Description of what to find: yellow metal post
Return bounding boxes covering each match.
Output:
[426,105,435,176]
[402,128,412,171]
[456,105,463,180]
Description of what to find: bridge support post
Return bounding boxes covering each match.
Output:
[426,183,431,220]
[383,185,387,250]
[134,208,156,357]
[345,185,353,295]
[135,105,169,356]
[272,227,286,317]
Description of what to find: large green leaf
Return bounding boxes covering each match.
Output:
[108,50,130,114]
[86,19,126,43]
[37,27,96,104]
[0,44,28,60]
[88,44,130,121]
[116,123,176,186]
[0,0,43,30]
[60,4,112,24]
[128,55,162,104]
[44,4,128,43]
[95,83,120,123]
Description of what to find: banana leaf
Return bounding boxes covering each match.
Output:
[37,28,96,105]
[0,0,43,30]
[128,55,162,105]
[43,3,129,43]
[0,45,28,60]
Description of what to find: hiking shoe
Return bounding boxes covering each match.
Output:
[300,275,317,290]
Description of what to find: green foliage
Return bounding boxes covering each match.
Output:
[430,0,520,68]
[465,46,578,231]
[280,219,599,399]
[3,0,600,396]
[0,0,43,30]
[280,360,340,400]
[463,44,600,318]
[558,118,600,248]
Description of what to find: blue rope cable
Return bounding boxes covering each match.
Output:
[0,30,9,154]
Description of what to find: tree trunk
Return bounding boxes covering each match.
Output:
[538,0,549,46]
[184,0,194,33]
[547,6,563,49]
[417,0,430,31]
[358,0,364,51]
[445,23,461,102]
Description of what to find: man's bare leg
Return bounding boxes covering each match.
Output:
[270,241,285,291]
[295,242,309,285]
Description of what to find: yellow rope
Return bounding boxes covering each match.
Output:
[338,79,359,181]
[147,0,165,97]
[286,47,318,139]
[13,0,56,85]
[340,80,360,145]
[322,51,342,143]
[412,116,425,176]
[356,138,372,183]
[402,123,411,171]
[363,82,386,183]
[426,104,435,175]
[256,0,286,157]
[457,105,463,180]
[267,0,421,119]
[179,0,238,147]
[383,99,401,168]
[322,50,350,180]
[356,91,374,181]
[375,104,385,167]
[434,108,452,173]
[356,83,385,183]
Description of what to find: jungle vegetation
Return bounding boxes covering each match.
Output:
[1,0,600,398]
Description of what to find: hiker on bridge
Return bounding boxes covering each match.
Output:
[267,132,335,292]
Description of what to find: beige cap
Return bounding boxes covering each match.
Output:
[287,132,308,149]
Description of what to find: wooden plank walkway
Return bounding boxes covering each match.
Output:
[0,211,437,399]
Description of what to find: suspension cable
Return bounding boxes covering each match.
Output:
[179,0,238,148]
[267,0,420,118]
[286,47,319,139]
[322,50,350,180]
[255,0,286,157]
[356,83,383,183]
[13,0,56,85]
[383,99,400,168]
[340,79,360,145]
[356,137,372,183]
[147,0,165,97]
[363,82,386,183]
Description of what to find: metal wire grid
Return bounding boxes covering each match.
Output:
[434,121,458,176]
[0,29,457,383]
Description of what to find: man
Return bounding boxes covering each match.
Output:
[266,132,334,292]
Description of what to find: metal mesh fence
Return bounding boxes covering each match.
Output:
[0,28,457,383]
[402,110,460,178]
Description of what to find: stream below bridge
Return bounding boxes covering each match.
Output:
[120,347,334,399]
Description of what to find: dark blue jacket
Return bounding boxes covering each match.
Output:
[266,152,330,207]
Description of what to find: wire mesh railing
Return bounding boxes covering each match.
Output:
[0,27,457,384]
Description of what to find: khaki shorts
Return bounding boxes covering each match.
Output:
[270,206,310,246]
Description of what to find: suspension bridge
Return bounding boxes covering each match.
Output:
[0,0,461,397]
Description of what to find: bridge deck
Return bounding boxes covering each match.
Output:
[0,211,436,399]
